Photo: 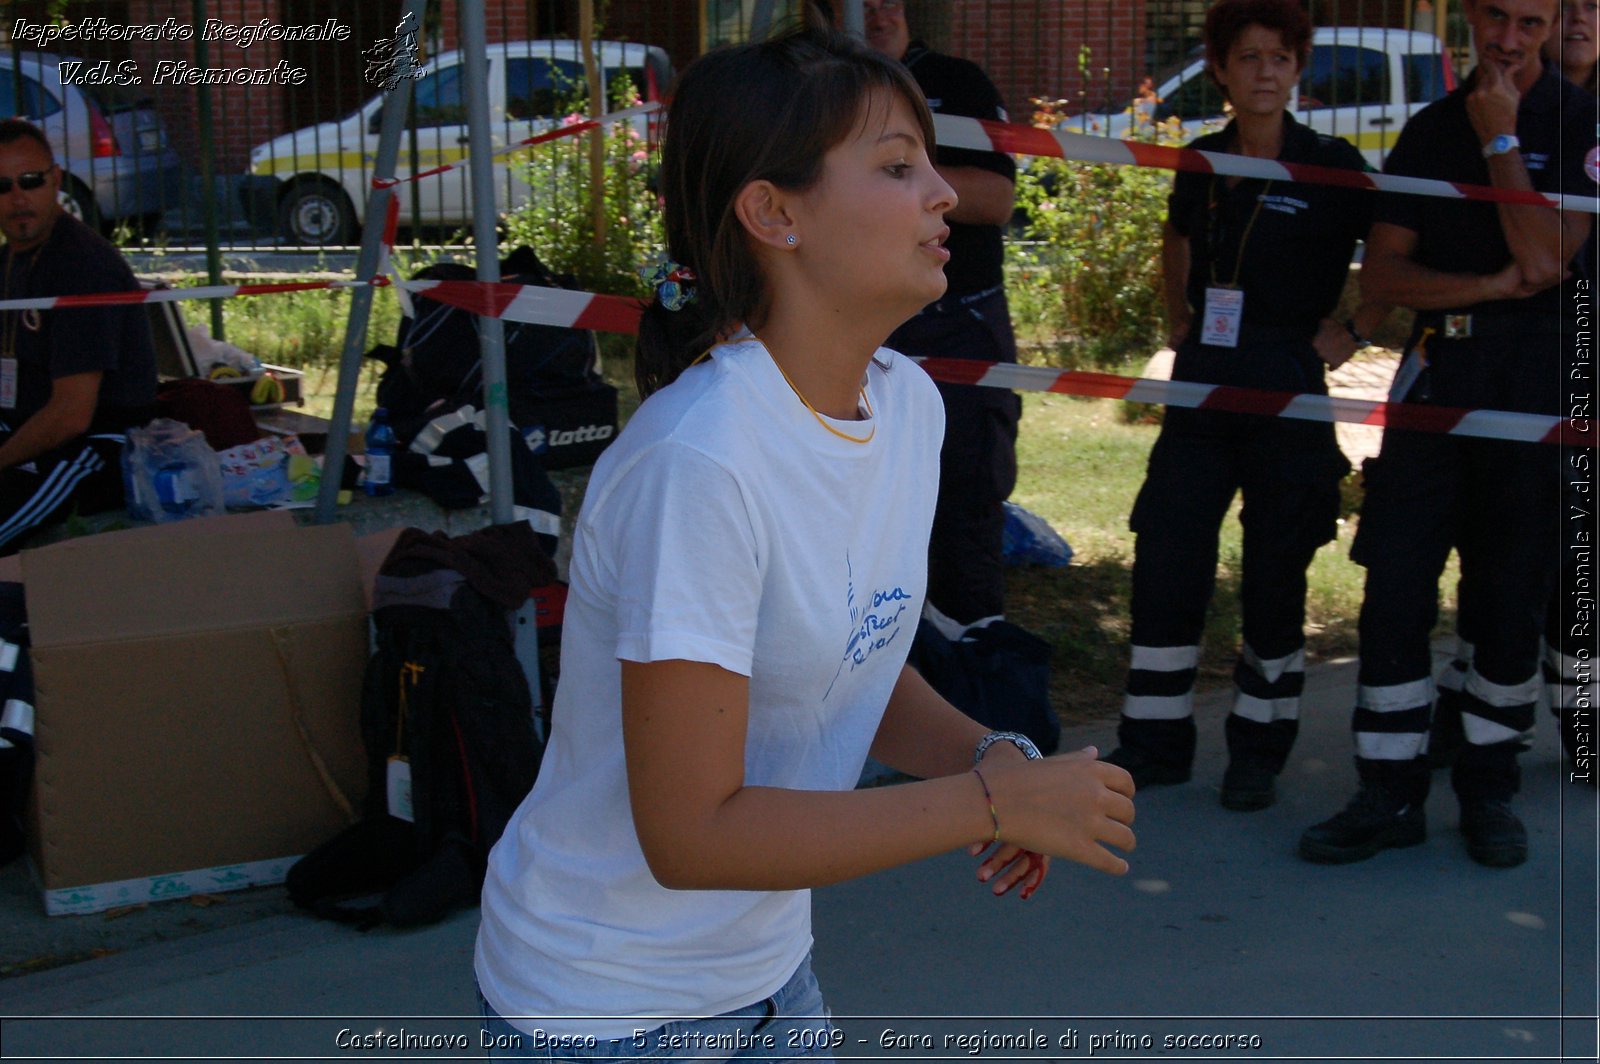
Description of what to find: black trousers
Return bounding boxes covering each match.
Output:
[888,289,1021,626]
[1350,325,1563,802]
[1121,333,1348,769]
[0,427,127,556]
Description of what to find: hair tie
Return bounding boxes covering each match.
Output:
[641,260,698,312]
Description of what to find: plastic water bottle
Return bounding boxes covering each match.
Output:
[364,407,398,497]
[153,460,199,516]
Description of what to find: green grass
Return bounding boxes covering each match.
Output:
[1006,390,1458,725]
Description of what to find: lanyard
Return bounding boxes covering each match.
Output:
[1206,176,1272,290]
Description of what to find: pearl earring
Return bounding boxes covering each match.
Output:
[786,234,797,246]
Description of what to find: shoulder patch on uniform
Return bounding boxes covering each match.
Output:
[1587,145,1600,185]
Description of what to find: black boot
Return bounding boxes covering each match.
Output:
[1300,757,1428,864]
[1103,716,1195,788]
[1220,716,1298,811]
[1453,742,1527,867]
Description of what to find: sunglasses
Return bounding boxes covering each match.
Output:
[0,170,51,195]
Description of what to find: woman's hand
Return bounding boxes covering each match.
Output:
[967,840,1051,900]
[978,746,1137,877]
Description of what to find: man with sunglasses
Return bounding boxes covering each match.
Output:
[0,118,155,554]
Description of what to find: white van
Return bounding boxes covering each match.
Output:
[247,40,672,245]
[1068,28,1455,168]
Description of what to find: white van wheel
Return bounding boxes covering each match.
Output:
[279,178,356,245]
[58,178,100,230]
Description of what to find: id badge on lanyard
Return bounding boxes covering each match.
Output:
[0,358,16,410]
[1201,287,1244,348]
[1201,176,1270,351]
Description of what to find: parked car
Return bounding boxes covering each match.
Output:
[1,50,185,232]
[1065,28,1455,168]
[247,40,673,246]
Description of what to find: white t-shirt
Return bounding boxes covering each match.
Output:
[474,340,944,1038]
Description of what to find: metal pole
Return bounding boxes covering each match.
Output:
[312,0,428,525]
[462,0,516,525]
[579,1,606,257]
[843,0,864,39]
[192,0,224,340]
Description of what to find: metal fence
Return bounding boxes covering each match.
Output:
[0,0,1465,255]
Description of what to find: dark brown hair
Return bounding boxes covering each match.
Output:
[1204,0,1313,83]
[635,24,935,398]
[0,118,54,160]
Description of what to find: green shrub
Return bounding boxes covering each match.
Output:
[500,80,663,299]
[1007,100,1211,372]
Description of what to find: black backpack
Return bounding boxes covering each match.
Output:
[286,524,553,928]
[369,246,618,470]
[906,617,1061,756]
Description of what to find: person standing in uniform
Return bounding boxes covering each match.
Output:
[1301,0,1596,867]
[859,0,1023,630]
[1429,0,1598,782]
[1102,0,1388,811]
[0,119,156,554]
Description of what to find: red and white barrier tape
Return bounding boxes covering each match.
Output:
[0,278,381,312]
[397,277,643,334]
[918,358,1593,448]
[388,279,1593,448]
[934,114,1600,214]
[4,277,1585,447]
[369,102,661,191]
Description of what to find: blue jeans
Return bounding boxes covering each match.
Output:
[477,954,838,1060]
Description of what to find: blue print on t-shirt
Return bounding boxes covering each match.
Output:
[824,554,911,700]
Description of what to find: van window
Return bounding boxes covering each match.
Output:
[1154,71,1224,122]
[1300,45,1389,109]
[506,56,585,120]
[0,71,62,120]
[1402,53,1449,104]
[411,61,466,128]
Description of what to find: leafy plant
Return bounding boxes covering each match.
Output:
[499,77,663,299]
[1007,96,1198,371]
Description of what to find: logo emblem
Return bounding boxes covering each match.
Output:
[1586,145,1600,185]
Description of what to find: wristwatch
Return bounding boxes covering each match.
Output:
[1482,133,1520,158]
[974,731,1044,764]
[1343,319,1372,347]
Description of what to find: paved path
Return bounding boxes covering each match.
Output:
[2,658,1594,1063]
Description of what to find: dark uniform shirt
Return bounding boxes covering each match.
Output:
[902,41,1014,299]
[1168,113,1374,335]
[0,213,156,431]
[1375,64,1597,319]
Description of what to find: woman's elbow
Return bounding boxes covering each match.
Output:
[635,822,713,890]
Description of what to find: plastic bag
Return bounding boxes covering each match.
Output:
[1001,501,1074,568]
[122,418,226,523]
[216,434,317,508]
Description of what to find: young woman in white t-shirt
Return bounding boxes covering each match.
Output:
[474,24,1137,1061]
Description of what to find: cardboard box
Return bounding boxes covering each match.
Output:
[22,514,370,915]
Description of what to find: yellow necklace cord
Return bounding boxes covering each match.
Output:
[765,346,874,445]
[695,336,876,444]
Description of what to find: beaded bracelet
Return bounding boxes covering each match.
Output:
[972,765,1001,843]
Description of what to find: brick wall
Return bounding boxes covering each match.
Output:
[940,1,1149,124]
